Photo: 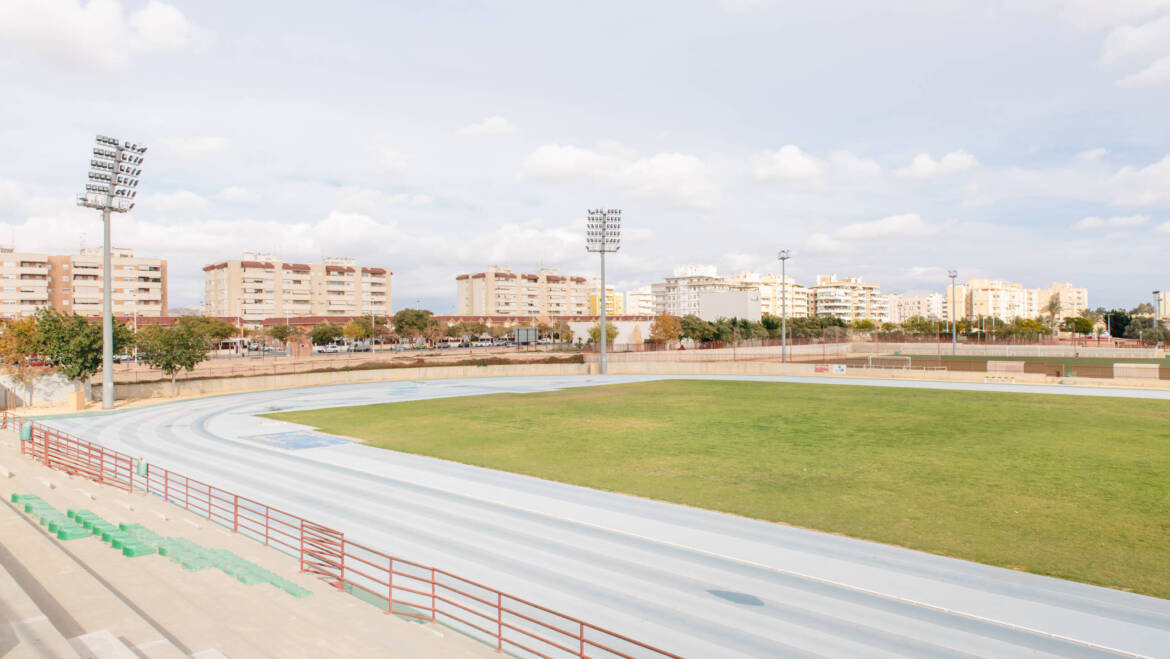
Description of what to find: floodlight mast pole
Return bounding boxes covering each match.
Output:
[948,270,958,356]
[778,250,790,363]
[78,135,146,410]
[586,209,621,375]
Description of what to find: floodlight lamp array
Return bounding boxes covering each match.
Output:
[585,208,622,252]
[80,134,146,213]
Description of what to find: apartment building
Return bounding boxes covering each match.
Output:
[957,279,1087,322]
[624,285,655,316]
[811,275,889,323]
[651,266,759,318]
[0,246,166,319]
[589,287,624,315]
[888,292,943,323]
[204,253,391,323]
[455,267,594,317]
[727,272,810,318]
[1046,282,1089,320]
[1157,290,1169,321]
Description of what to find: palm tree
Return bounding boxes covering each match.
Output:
[1045,297,1062,331]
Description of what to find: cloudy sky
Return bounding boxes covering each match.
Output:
[1,0,1168,312]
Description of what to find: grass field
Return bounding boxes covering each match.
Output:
[266,380,1170,598]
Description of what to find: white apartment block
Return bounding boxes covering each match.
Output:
[652,267,758,318]
[625,285,655,316]
[727,272,810,318]
[811,275,889,323]
[204,253,391,323]
[888,292,943,323]
[455,267,594,317]
[1157,290,1169,321]
[0,246,167,319]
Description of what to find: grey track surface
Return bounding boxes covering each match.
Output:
[42,375,1170,658]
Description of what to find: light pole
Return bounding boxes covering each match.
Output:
[948,270,958,355]
[77,135,147,409]
[777,250,790,363]
[586,209,621,374]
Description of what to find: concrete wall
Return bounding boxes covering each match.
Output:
[850,342,1164,359]
[589,342,850,363]
[0,372,82,407]
[99,362,590,401]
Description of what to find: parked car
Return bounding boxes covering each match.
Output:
[316,344,341,354]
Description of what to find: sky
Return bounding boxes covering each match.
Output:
[0,0,1168,313]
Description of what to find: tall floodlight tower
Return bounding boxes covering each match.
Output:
[586,209,621,374]
[948,269,958,355]
[777,250,790,363]
[78,135,147,409]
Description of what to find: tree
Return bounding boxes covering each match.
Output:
[33,308,132,382]
[267,323,295,344]
[1044,297,1062,331]
[648,313,682,344]
[850,319,876,332]
[760,313,781,338]
[135,324,209,384]
[1061,316,1095,335]
[1124,317,1170,342]
[0,317,44,404]
[392,308,433,337]
[343,320,371,341]
[423,320,447,344]
[176,316,238,348]
[587,321,618,344]
[310,322,343,345]
[1103,309,1131,338]
[679,315,715,342]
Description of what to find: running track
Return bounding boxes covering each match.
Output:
[41,375,1170,657]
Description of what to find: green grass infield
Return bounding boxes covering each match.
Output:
[265,379,1170,599]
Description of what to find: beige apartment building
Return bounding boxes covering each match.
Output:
[811,275,888,322]
[455,267,594,317]
[1158,290,1169,321]
[651,266,759,318]
[204,253,391,323]
[728,272,810,318]
[888,292,944,323]
[955,279,1087,322]
[0,246,166,319]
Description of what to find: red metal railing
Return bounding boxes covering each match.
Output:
[2,412,683,659]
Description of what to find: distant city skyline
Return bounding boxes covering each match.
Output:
[1,1,1168,311]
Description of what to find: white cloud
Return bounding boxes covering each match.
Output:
[521,142,719,208]
[388,193,433,206]
[1071,214,1150,230]
[961,181,995,207]
[1009,0,1170,30]
[804,232,849,254]
[216,186,255,203]
[1100,16,1170,67]
[1117,55,1170,87]
[371,143,409,175]
[1110,155,1170,205]
[1155,221,1170,233]
[0,0,197,71]
[896,150,978,179]
[837,213,943,240]
[1076,147,1108,161]
[828,150,881,177]
[161,136,230,159]
[753,145,822,181]
[140,189,207,213]
[457,116,518,136]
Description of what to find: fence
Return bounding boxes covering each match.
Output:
[3,412,682,659]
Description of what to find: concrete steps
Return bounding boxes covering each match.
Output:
[0,559,81,658]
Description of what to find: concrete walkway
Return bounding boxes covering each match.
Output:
[0,429,493,659]
[35,374,1170,658]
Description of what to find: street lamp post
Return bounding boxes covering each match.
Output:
[948,270,958,356]
[77,135,147,410]
[777,250,790,363]
[586,209,621,375]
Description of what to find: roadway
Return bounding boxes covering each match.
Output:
[41,374,1170,657]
